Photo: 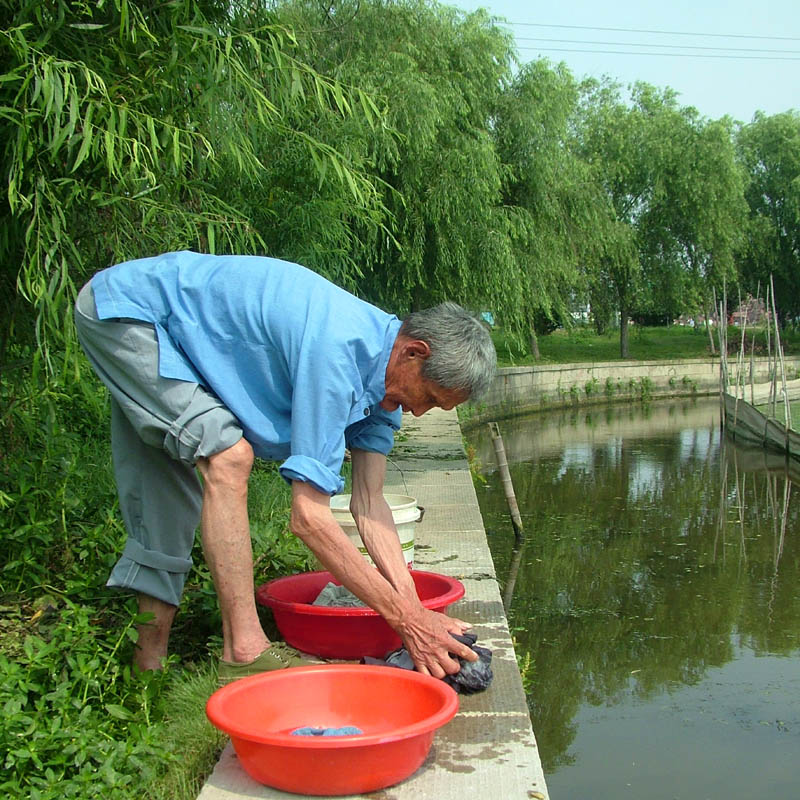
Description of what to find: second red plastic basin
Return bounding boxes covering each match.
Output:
[255,570,465,659]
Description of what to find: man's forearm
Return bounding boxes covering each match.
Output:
[348,448,418,603]
[290,482,417,629]
[353,499,417,597]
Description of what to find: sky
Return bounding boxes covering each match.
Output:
[450,0,799,123]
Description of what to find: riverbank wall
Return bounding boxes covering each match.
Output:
[466,356,800,423]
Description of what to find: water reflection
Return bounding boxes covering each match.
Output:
[465,399,799,797]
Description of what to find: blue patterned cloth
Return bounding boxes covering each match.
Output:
[291,726,363,736]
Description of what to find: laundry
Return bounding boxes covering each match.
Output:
[312,582,367,608]
[290,726,364,736]
[362,632,493,694]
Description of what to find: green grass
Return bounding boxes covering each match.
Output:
[493,324,800,367]
[0,355,313,800]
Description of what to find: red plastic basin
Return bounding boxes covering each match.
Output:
[206,664,459,795]
[255,570,464,659]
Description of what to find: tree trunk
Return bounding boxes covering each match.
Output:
[619,308,629,358]
[530,329,541,361]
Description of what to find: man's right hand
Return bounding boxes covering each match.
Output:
[396,605,478,678]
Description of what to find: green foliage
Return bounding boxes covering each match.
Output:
[736,111,800,323]
[271,0,523,320]
[494,59,599,336]
[569,384,580,402]
[0,0,387,368]
[576,80,747,357]
[0,597,174,800]
[1,352,119,595]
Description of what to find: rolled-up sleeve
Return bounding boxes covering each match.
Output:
[345,408,401,455]
[280,454,345,495]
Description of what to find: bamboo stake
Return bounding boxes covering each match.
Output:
[766,280,776,417]
[749,283,760,407]
[488,422,524,541]
[488,422,525,611]
[705,293,716,355]
[769,275,790,433]
[503,542,525,613]
[718,304,726,426]
[736,287,747,402]
[722,281,729,391]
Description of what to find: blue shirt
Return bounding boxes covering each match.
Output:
[91,252,403,494]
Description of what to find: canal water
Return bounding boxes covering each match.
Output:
[464,398,799,800]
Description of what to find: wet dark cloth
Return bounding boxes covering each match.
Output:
[361,632,493,694]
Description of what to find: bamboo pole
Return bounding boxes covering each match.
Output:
[488,422,524,542]
[502,542,525,613]
[769,275,790,433]
[488,422,525,611]
[716,287,727,426]
[749,283,760,406]
[735,287,748,402]
[766,279,777,417]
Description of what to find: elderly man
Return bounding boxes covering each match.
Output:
[74,251,496,681]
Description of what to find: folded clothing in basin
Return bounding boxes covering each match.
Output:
[291,726,364,736]
[312,582,366,608]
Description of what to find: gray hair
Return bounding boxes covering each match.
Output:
[399,302,497,400]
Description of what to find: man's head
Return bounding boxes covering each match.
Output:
[381,302,497,417]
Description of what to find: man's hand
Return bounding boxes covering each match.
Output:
[396,606,478,679]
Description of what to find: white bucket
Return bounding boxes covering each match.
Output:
[329,494,422,569]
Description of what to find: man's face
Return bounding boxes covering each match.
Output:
[381,352,467,416]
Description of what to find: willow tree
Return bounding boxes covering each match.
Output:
[736,111,800,323]
[575,79,650,356]
[271,0,523,323]
[0,0,387,374]
[636,100,745,335]
[576,80,745,357]
[493,59,610,357]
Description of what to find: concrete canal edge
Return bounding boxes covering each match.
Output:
[478,356,800,422]
[197,406,550,800]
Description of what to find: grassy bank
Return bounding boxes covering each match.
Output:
[0,355,312,800]
[494,324,800,367]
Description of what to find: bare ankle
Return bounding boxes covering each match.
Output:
[226,638,271,664]
[134,650,166,671]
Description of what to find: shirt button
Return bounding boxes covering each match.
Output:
[363,407,370,416]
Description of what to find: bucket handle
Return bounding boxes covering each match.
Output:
[416,505,425,523]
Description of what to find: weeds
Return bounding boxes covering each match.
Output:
[1,353,308,799]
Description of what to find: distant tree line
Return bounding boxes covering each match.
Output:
[2,0,799,369]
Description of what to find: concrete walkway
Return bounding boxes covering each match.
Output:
[198,407,549,800]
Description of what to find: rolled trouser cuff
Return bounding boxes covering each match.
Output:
[106,559,190,610]
[121,538,193,573]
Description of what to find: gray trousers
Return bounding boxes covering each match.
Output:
[74,282,243,606]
